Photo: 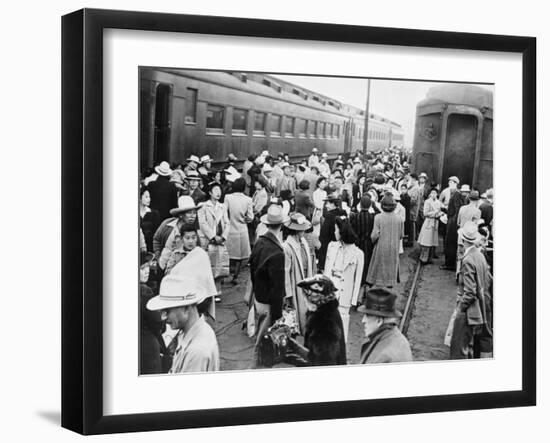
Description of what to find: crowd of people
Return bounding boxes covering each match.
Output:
[138,146,494,374]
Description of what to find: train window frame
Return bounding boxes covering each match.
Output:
[253,110,267,136]
[269,113,282,138]
[296,117,307,138]
[284,116,295,138]
[184,87,198,124]
[231,107,248,136]
[205,103,225,135]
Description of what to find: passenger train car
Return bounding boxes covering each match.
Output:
[140,68,404,170]
[411,84,493,192]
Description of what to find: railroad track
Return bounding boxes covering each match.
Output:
[399,261,422,335]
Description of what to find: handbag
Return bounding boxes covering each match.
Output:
[208,243,230,278]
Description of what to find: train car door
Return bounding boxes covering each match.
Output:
[441,113,477,188]
[153,83,172,164]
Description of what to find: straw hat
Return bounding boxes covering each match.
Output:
[321,153,328,158]
[285,213,312,231]
[460,184,471,193]
[185,170,201,181]
[169,195,199,216]
[312,148,319,153]
[260,204,289,225]
[448,176,460,185]
[200,155,212,164]
[186,155,200,164]
[146,275,207,311]
[155,161,172,177]
[262,163,273,173]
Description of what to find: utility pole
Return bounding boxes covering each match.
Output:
[362,78,371,159]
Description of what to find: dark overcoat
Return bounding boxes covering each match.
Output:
[148,175,178,221]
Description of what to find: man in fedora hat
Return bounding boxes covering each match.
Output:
[249,204,289,367]
[147,274,219,373]
[186,155,200,171]
[148,161,178,221]
[358,287,412,364]
[439,176,460,211]
[450,221,493,359]
[157,196,201,270]
[185,170,207,205]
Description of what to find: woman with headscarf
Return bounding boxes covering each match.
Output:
[323,216,364,343]
[366,194,404,288]
[282,213,314,335]
[418,188,444,264]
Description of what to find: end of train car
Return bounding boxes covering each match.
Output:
[411,84,493,192]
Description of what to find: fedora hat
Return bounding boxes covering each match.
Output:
[460,184,471,193]
[285,213,312,231]
[419,172,428,179]
[357,287,402,318]
[146,275,207,311]
[458,220,481,243]
[448,176,460,185]
[260,204,289,225]
[312,148,319,153]
[170,195,199,216]
[468,190,480,201]
[200,155,212,164]
[321,153,328,158]
[155,161,172,177]
[186,155,200,164]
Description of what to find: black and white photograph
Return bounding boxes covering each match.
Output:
[138,68,494,374]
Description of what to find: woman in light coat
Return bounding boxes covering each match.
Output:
[418,188,443,264]
[224,177,254,284]
[324,216,364,343]
[366,195,404,288]
[283,213,314,335]
[198,182,230,300]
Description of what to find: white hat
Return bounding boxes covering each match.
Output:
[458,221,481,243]
[155,161,172,176]
[460,184,471,193]
[262,163,273,173]
[170,195,199,216]
[321,153,328,158]
[200,155,212,164]
[261,150,270,157]
[187,155,200,164]
[147,275,207,311]
[224,168,241,183]
[255,156,266,166]
[312,148,319,153]
[419,172,428,179]
[260,204,290,225]
[353,157,362,164]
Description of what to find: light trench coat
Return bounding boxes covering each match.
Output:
[324,241,364,308]
[418,198,442,247]
[224,192,254,259]
[283,235,314,335]
[198,199,230,278]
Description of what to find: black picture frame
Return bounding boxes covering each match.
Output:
[61,8,536,435]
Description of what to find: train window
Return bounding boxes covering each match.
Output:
[254,112,266,135]
[296,118,306,137]
[269,114,282,137]
[285,117,295,137]
[327,123,333,138]
[308,120,317,138]
[206,104,224,133]
[232,108,247,134]
[185,88,198,123]
[334,124,340,138]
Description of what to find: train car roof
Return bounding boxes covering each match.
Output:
[148,67,402,127]
[417,84,493,110]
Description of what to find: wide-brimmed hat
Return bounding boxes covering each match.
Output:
[155,161,172,176]
[262,163,273,173]
[185,170,201,181]
[357,287,402,318]
[146,274,208,311]
[170,195,199,216]
[200,155,212,164]
[321,153,328,158]
[460,184,471,193]
[312,148,319,153]
[468,190,480,201]
[260,204,289,225]
[186,155,200,164]
[448,176,460,185]
[419,172,428,179]
[458,220,482,243]
[285,213,312,231]
[297,274,337,296]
